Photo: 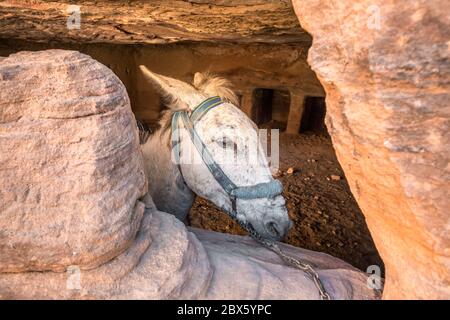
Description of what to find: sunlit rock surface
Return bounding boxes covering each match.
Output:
[293,0,450,299]
[0,0,309,44]
[0,49,147,273]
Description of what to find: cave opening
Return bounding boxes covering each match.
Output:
[300,96,327,134]
[251,88,290,131]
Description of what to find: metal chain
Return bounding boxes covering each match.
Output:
[262,239,331,300]
[234,217,331,300]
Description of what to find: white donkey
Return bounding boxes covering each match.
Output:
[138,66,292,241]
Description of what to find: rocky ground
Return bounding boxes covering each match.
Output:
[189,129,384,272]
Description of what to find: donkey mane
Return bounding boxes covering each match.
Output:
[193,72,240,106]
[138,72,239,144]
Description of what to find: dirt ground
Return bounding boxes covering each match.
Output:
[188,129,384,272]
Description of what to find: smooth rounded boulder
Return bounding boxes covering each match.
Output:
[0,50,147,272]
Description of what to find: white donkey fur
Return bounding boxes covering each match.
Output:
[139,66,291,240]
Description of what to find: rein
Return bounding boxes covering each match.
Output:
[171,96,331,300]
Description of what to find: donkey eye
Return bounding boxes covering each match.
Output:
[216,136,237,150]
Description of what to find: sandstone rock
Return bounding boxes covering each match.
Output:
[271,168,282,178]
[0,0,309,44]
[293,0,450,299]
[0,0,326,129]
[0,203,212,300]
[0,50,147,272]
[0,200,377,300]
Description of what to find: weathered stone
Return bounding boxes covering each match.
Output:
[0,0,309,44]
[330,175,341,181]
[292,0,450,299]
[0,0,324,128]
[0,200,377,300]
[0,40,325,126]
[0,204,212,299]
[0,50,147,272]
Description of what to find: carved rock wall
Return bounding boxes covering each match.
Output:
[0,0,309,44]
[0,0,324,132]
[0,39,324,128]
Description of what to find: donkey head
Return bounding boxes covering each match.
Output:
[140,66,292,241]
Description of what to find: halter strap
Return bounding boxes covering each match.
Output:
[171,96,223,166]
[190,96,223,123]
[180,110,237,194]
[171,97,283,205]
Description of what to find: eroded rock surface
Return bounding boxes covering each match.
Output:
[0,200,212,299]
[293,0,450,299]
[0,49,376,299]
[0,0,309,44]
[0,49,147,272]
[0,197,376,300]
[192,227,376,299]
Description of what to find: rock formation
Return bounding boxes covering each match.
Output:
[0,0,309,44]
[0,0,324,135]
[0,49,147,273]
[0,50,376,299]
[292,0,450,299]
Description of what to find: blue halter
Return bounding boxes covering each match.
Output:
[171,96,283,214]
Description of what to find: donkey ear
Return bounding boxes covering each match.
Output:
[139,65,169,91]
[139,65,197,110]
[193,72,206,88]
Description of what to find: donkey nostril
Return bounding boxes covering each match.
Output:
[265,221,281,238]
